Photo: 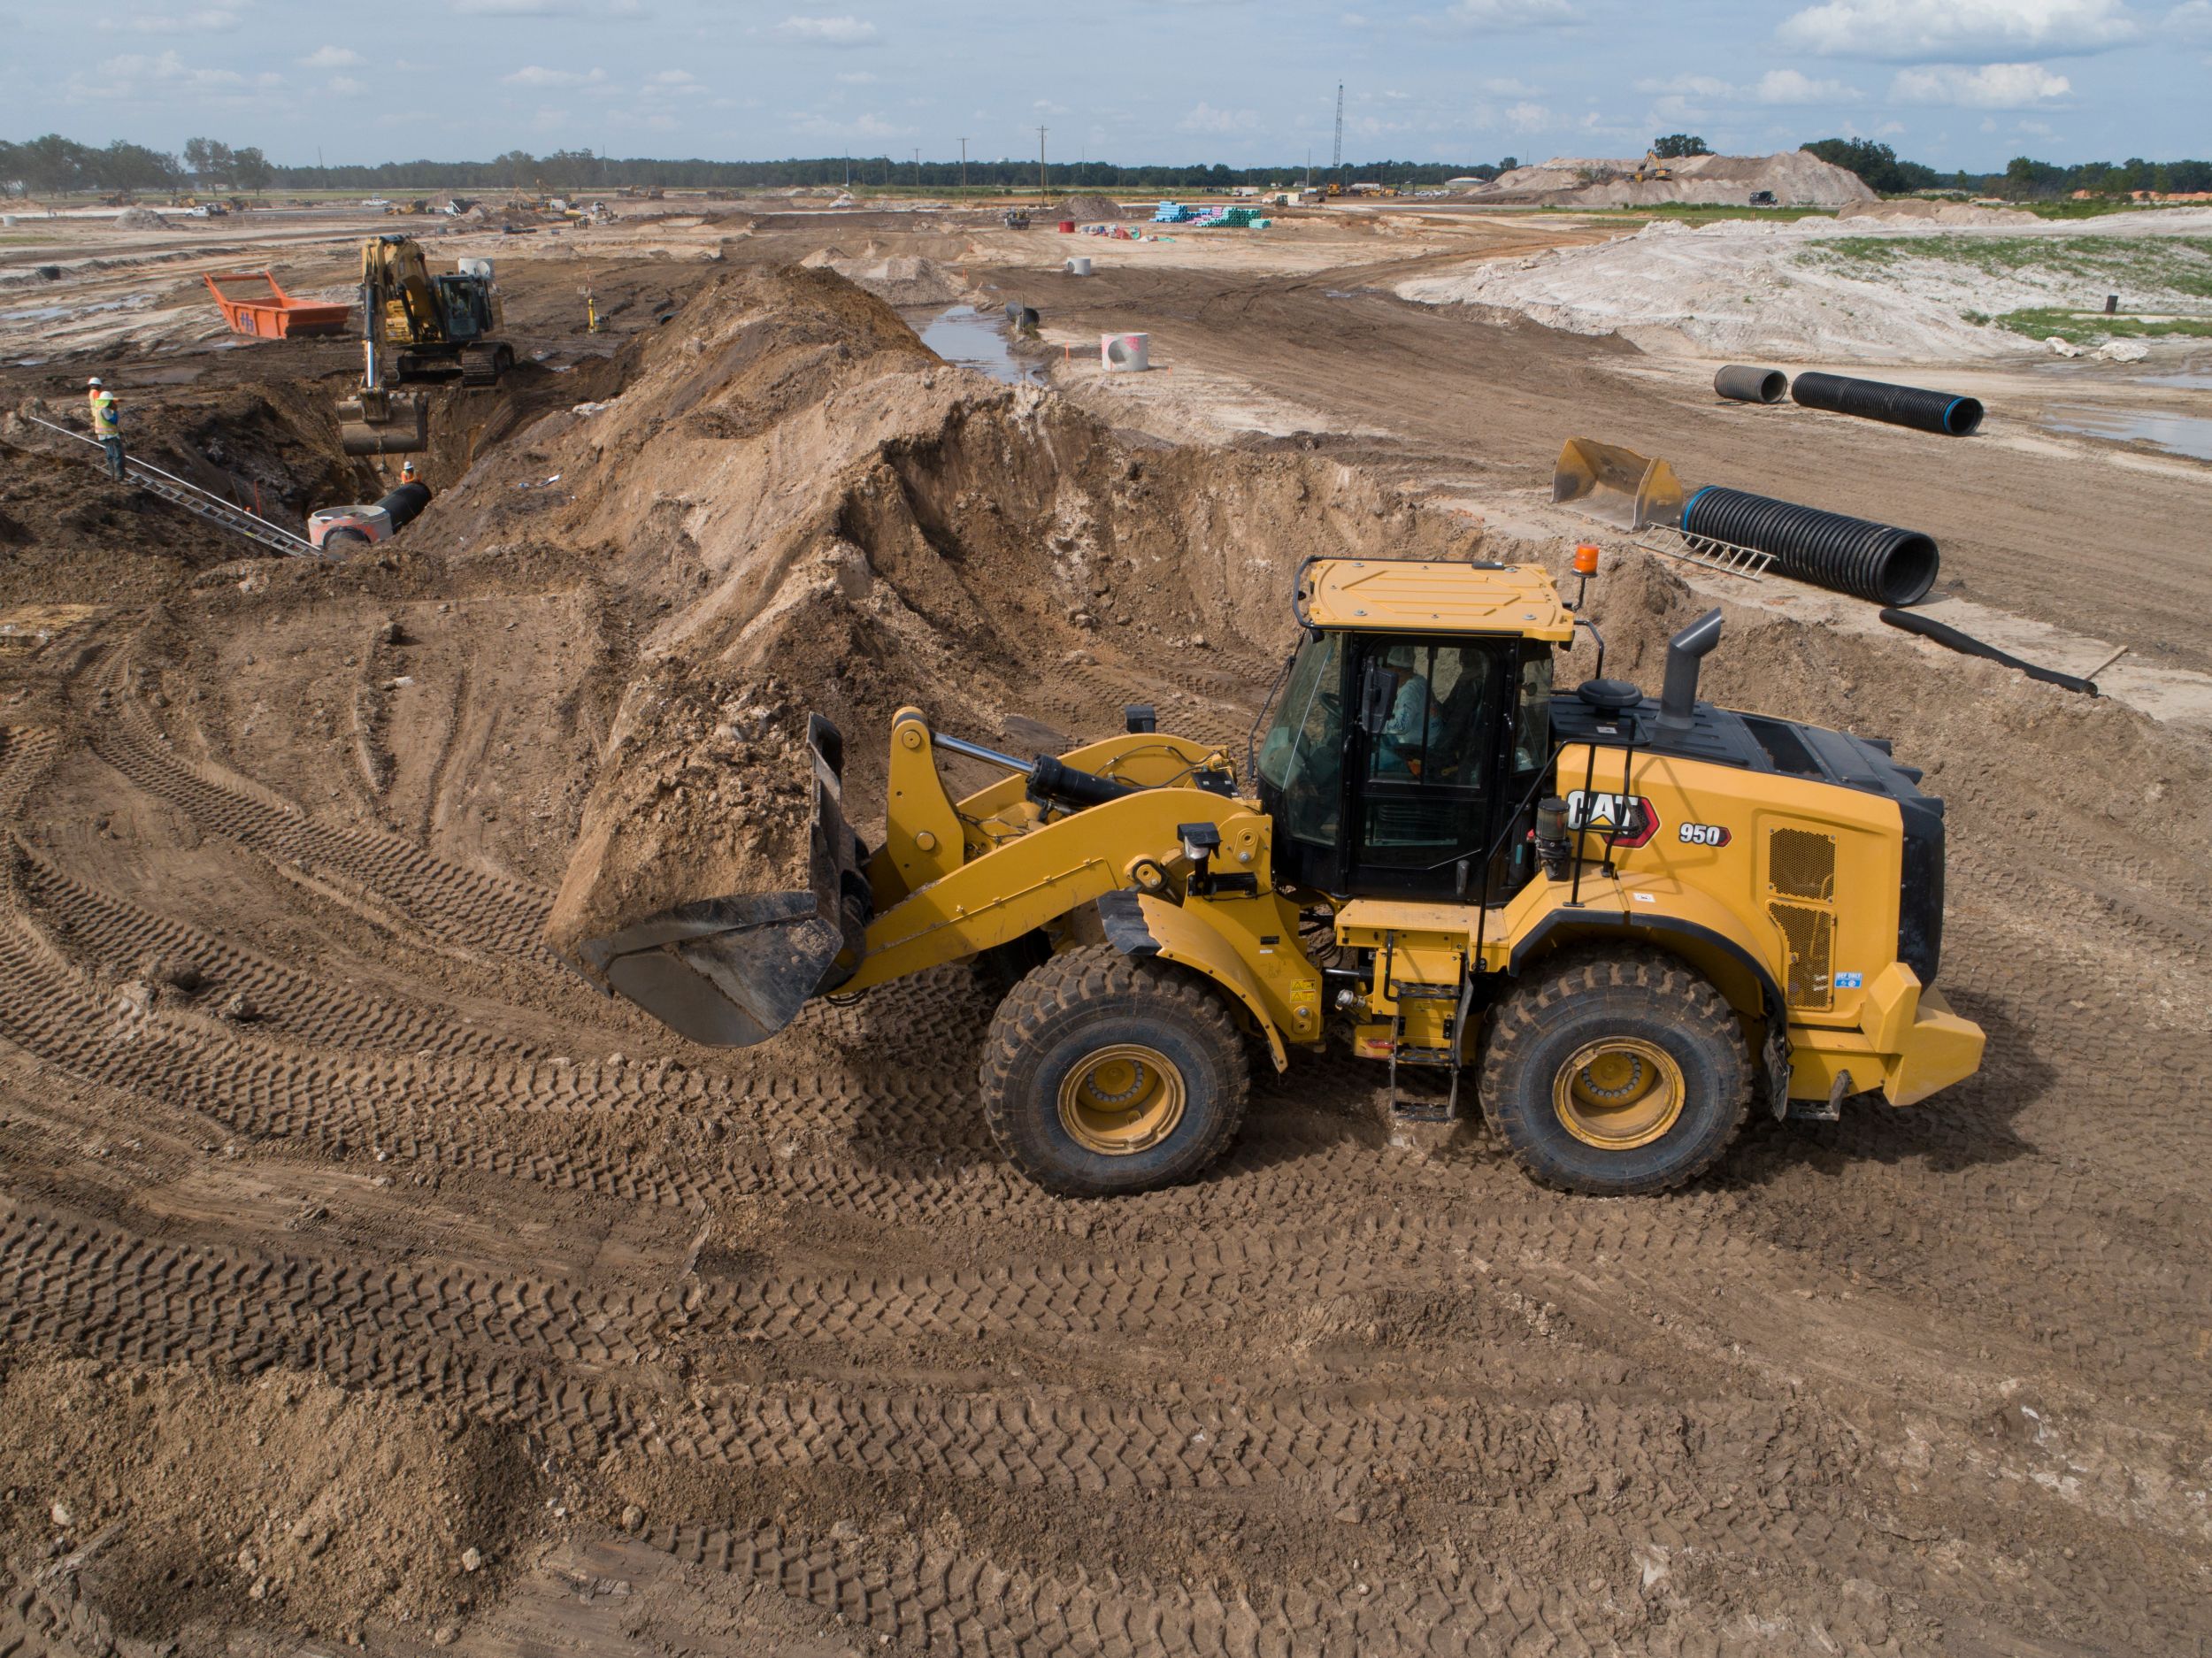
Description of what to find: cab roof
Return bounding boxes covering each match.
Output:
[1298,558,1575,641]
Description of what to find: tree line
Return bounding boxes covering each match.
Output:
[1801,136,2212,198]
[0,136,1504,196]
[0,134,273,196]
[6,131,2208,203]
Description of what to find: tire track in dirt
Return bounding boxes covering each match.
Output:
[0,725,65,824]
[0,1205,1930,1654]
[89,690,553,963]
[9,841,545,1064]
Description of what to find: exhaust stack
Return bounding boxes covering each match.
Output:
[1658,609,1724,734]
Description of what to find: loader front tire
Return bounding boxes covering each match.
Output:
[1479,949,1750,1195]
[981,944,1248,1196]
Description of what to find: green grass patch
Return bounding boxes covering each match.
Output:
[1801,234,2212,297]
[1995,305,2212,343]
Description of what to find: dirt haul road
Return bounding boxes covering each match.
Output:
[0,245,2208,1658]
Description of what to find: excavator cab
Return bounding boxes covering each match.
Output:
[337,237,512,456]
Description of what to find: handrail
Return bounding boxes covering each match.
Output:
[22,413,319,556]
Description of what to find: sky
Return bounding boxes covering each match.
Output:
[4,0,2206,172]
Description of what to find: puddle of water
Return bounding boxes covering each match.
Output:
[918,305,1043,384]
[2138,369,2212,390]
[2048,405,2212,461]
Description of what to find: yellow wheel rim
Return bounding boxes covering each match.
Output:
[1056,1043,1187,1155]
[1552,1037,1686,1150]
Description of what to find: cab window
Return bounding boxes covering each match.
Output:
[1256,633,1343,848]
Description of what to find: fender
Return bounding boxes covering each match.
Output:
[1510,906,1785,1023]
[1097,890,1291,1071]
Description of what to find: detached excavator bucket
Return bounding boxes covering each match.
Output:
[573,715,871,1047]
[1552,438,1685,533]
[337,391,430,456]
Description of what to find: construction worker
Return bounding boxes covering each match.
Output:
[86,377,125,480]
[399,460,420,487]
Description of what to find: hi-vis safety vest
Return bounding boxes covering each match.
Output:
[89,392,119,439]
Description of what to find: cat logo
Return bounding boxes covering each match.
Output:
[1564,789,1659,849]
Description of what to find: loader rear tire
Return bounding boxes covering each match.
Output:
[1479,949,1750,1195]
[980,944,1248,1196]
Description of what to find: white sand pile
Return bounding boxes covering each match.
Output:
[1837,200,2039,226]
[1398,210,2212,361]
[800,249,970,306]
[1474,151,1874,209]
[114,206,168,230]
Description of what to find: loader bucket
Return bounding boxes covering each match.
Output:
[337,392,429,456]
[1552,438,1686,533]
[572,715,870,1048]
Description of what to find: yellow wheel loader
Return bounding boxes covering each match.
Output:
[572,557,1984,1197]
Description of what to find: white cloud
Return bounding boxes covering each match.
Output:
[1477,74,1543,95]
[651,68,695,83]
[1635,73,1732,96]
[1506,100,1555,131]
[328,74,365,94]
[1178,101,1259,133]
[1890,60,2072,104]
[1426,0,1574,22]
[458,0,578,13]
[836,69,880,83]
[299,45,363,68]
[772,14,879,44]
[1756,67,1863,102]
[502,64,607,86]
[1638,65,1861,106]
[97,50,245,88]
[1778,0,2136,60]
[2171,0,2212,32]
[97,7,242,30]
[786,108,911,140]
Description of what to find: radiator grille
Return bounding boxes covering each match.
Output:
[1769,902,1834,1009]
[1768,827,1837,902]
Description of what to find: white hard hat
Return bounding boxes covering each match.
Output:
[87,376,101,387]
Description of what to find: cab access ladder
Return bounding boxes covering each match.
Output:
[25,415,324,560]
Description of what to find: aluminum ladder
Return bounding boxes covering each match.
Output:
[25,414,326,560]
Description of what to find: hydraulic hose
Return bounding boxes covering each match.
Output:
[1713,365,1788,404]
[1879,609,2099,695]
[1682,485,1940,606]
[1792,371,1984,436]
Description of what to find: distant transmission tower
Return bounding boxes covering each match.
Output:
[1333,83,1346,187]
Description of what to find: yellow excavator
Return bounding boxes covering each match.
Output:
[337,235,514,456]
[572,557,1983,1198]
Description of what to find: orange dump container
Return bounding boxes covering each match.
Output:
[204,271,353,339]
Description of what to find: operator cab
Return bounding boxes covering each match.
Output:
[1256,559,1572,903]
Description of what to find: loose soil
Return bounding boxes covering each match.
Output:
[0,196,2208,1658]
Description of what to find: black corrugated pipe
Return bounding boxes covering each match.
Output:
[374,480,433,531]
[1682,485,1939,606]
[1792,370,1983,435]
[1714,365,1788,403]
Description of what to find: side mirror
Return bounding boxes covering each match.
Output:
[1358,663,1402,736]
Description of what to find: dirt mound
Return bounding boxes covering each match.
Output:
[1478,150,1874,209]
[0,1355,532,1646]
[1057,194,1126,222]
[399,264,1475,957]
[798,249,970,306]
[1836,199,2039,226]
[113,206,168,230]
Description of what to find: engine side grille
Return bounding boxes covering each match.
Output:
[1768,902,1835,1010]
[1768,827,1837,902]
